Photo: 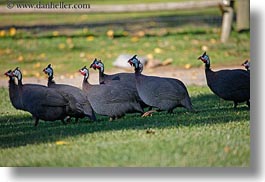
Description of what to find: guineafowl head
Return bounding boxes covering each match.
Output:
[4,70,13,77]
[89,58,99,70]
[12,67,22,81]
[198,52,210,68]
[79,66,89,80]
[128,55,143,73]
[43,64,54,79]
[241,60,250,71]
[91,59,104,73]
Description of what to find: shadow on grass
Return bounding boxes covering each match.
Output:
[0,93,249,149]
[0,15,222,31]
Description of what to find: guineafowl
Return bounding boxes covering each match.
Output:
[89,59,121,84]
[89,59,151,110]
[4,70,24,111]
[43,64,96,122]
[198,52,250,108]
[11,67,71,126]
[79,66,144,120]
[128,55,193,115]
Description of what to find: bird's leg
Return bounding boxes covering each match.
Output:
[233,101,238,109]
[61,116,70,125]
[66,116,71,123]
[141,110,157,117]
[34,117,39,127]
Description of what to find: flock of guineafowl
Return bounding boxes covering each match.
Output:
[4,52,250,126]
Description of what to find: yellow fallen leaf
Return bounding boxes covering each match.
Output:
[66,37,72,44]
[131,36,139,42]
[87,35,94,41]
[154,48,162,54]
[9,27,16,36]
[162,58,173,66]
[201,45,208,51]
[210,38,217,44]
[184,64,191,69]
[55,141,69,145]
[33,62,41,68]
[107,30,114,38]
[39,53,46,59]
[34,72,40,78]
[53,31,59,36]
[123,31,129,36]
[79,52,85,58]
[137,30,145,37]
[58,43,65,49]
[0,30,6,37]
[146,53,153,60]
[83,28,88,34]
[17,55,24,62]
[22,70,28,76]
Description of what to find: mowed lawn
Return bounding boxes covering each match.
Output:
[0,5,250,78]
[0,86,250,167]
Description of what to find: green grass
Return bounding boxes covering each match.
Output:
[0,86,250,167]
[0,29,250,78]
[0,2,249,78]
[0,8,220,27]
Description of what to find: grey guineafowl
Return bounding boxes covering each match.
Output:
[128,55,193,115]
[89,59,150,110]
[198,52,250,108]
[79,66,143,120]
[90,59,121,84]
[11,67,70,126]
[4,70,24,111]
[43,64,96,122]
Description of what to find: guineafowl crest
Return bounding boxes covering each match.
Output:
[198,52,211,69]
[12,67,22,81]
[43,64,54,78]
[128,55,139,67]
[96,60,104,72]
[80,66,89,79]
[201,53,210,65]
[242,60,250,70]
[128,55,143,73]
[90,58,98,69]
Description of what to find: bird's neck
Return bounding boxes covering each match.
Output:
[82,76,92,91]
[205,63,211,70]
[135,67,142,76]
[48,76,55,86]
[18,78,23,87]
[8,77,15,85]
[99,70,105,84]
